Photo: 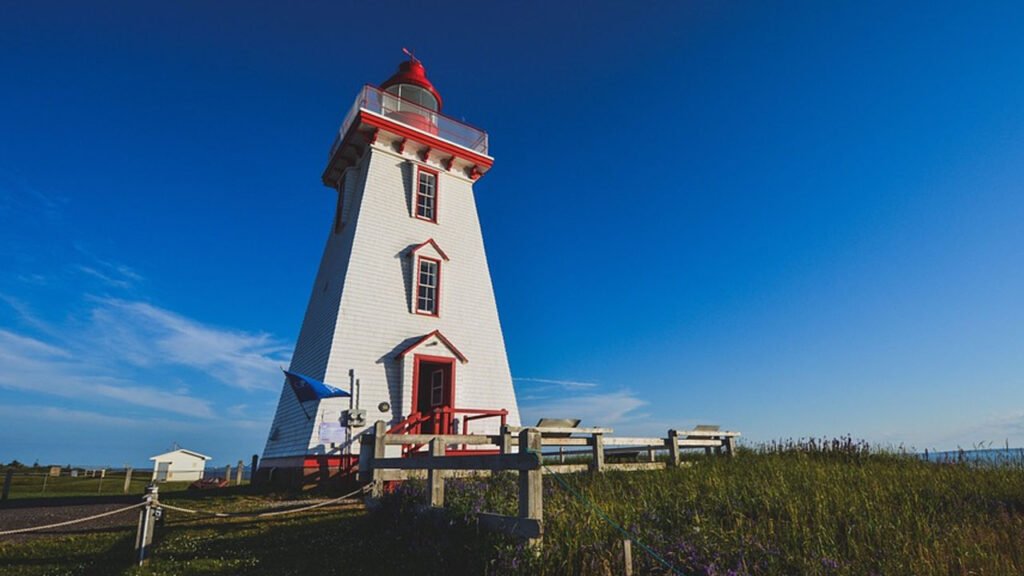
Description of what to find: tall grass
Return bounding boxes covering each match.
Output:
[377,441,1024,575]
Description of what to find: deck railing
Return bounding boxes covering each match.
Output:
[329,85,489,160]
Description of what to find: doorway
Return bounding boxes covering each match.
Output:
[413,355,455,434]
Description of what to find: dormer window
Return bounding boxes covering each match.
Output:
[408,238,449,317]
[416,167,437,223]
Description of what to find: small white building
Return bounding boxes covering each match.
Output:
[149,449,212,482]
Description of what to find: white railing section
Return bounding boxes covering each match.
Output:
[329,85,489,159]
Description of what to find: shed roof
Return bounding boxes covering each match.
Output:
[149,448,212,461]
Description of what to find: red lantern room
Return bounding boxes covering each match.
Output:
[379,54,442,134]
[380,55,443,111]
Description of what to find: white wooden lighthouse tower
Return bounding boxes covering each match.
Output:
[260,56,520,482]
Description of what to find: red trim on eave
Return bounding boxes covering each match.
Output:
[360,112,493,170]
[397,330,468,364]
[409,238,449,261]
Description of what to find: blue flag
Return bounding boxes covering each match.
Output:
[283,370,350,403]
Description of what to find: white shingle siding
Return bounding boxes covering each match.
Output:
[262,144,519,462]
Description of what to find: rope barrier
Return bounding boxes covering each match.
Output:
[543,464,686,576]
[0,502,147,536]
[158,484,370,519]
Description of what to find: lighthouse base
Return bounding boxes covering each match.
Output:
[254,455,360,490]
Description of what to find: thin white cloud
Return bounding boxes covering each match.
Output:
[74,264,133,289]
[0,295,291,419]
[922,411,1024,450]
[90,299,290,391]
[0,329,214,417]
[519,389,649,428]
[514,377,600,390]
[0,404,145,428]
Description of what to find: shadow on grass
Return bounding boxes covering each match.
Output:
[132,502,500,576]
[0,530,139,576]
[133,510,374,576]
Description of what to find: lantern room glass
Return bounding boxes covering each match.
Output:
[382,84,439,134]
[384,84,438,111]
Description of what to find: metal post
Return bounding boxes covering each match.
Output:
[427,438,446,507]
[518,428,543,547]
[136,484,158,565]
[2,469,12,501]
[123,468,133,493]
[667,430,681,467]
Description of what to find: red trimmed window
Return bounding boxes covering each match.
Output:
[415,167,437,223]
[333,174,346,234]
[415,256,440,316]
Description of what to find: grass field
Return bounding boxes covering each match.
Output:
[1,466,253,500]
[1,472,191,499]
[2,443,1023,575]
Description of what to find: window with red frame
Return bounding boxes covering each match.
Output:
[416,257,440,315]
[415,168,437,222]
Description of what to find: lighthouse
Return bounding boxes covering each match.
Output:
[260,55,521,484]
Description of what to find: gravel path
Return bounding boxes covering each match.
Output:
[0,499,141,543]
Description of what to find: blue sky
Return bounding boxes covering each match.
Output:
[2,1,1023,467]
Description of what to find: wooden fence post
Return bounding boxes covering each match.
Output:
[2,469,12,501]
[589,433,605,473]
[499,426,512,455]
[123,468,133,493]
[371,420,386,498]
[622,539,634,576]
[235,460,244,485]
[724,436,736,457]
[250,454,259,484]
[224,464,231,483]
[428,438,446,507]
[518,428,543,546]
[667,430,681,467]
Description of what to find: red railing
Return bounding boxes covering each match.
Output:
[388,407,508,456]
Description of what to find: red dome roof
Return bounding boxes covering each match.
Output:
[380,58,443,111]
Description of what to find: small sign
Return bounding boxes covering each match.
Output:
[49,466,61,477]
[319,423,347,443]
[70,470,79,477]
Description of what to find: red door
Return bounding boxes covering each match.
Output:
[414,356,454,434]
